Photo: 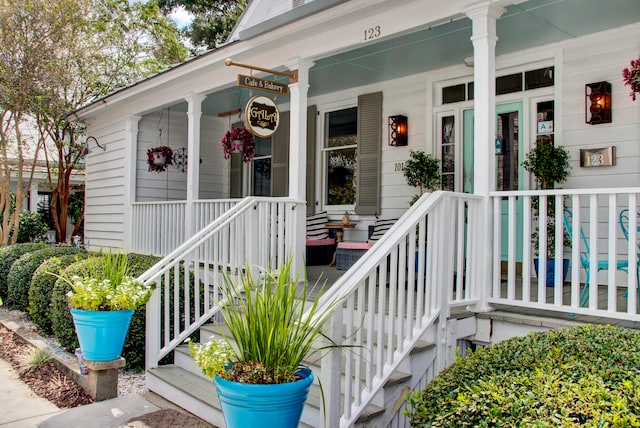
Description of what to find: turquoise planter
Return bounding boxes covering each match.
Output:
[70,308,134,361]
[214,367,314,428]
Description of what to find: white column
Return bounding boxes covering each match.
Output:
[29,181,38,212]
[286,58,314,274]
[185,93,206,238]
[123,115,141,248]
[465,2,504,312]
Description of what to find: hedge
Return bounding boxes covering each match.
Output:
[0,243,46,301]
[28,253,90,334]
[6,246,84,312]
[50,253,161,371]
[406,324,640,426]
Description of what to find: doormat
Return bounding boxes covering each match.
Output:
[127,408,216,428]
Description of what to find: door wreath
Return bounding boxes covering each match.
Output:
[147,146,174,172]
[221,127,255,163]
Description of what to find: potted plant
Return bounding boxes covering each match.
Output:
[188,258,339,428]
[522,139,571,286]
[60,251,155,361]
[622,55,640,101]
[402,150,441,206]
[342,211,351,225]
[147,145,173,172]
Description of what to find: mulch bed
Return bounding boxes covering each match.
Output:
[0,324,93,409]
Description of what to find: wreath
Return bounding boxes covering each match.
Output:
[221,127,255,163]
[147,146,173,172]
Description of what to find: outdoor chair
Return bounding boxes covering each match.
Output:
[562,208,628,307]
[619,208,640,292]
[335,218,397,270]
[306,211,336,266]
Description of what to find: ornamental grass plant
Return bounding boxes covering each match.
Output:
[189,258,339,384]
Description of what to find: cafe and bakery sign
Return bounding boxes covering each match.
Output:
[238,75,288,96]
[245,95,279,138]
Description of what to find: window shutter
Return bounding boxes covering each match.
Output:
[355,92,382,216]
[306,105,317,215]
[229,121,244,198]
[271,112,290,197]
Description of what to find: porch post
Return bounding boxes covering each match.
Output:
[465,3,504,312]
[123,115,141,248]
[185,94,205,238]
[29,181,38,212]
[286,58,314,273]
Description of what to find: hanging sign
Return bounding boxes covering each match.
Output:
[237,75,288,95]
[245,95,280,138]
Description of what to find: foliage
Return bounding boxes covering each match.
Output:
[403,150,441,205]
[67,191,84,239]
[62,251,154,311]
[28,253,89,334]
[221,127,255,163]
[406,325,640,426]
[49,253,160,370]
[6,246,82,311]
[20,347,53,373]
[522,139,571,190]
[158,0,247,52]
[0,243,46,301]
[15,211,49,244]
[189,259,338,384]
[147,146,174,172]
[622,56,640,101]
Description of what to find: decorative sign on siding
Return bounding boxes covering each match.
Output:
[245,95,280,138]
[579,146,616,167]
[238,75,288,95]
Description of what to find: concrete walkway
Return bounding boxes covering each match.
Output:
[0,359,61,427]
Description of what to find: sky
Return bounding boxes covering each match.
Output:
[170,6,194,29]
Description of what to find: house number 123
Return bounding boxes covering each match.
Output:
[364,26,381,41]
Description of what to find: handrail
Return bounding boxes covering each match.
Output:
[308,191,483,427]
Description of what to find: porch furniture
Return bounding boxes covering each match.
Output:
[325,222,356,267]
[563,208,629,307]
[306,211,336,266]
[619,208,640,289]
[335,218,397,270]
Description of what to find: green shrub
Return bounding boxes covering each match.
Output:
[28,253,90,334]
[50,253,161,371]
[0,243,46,301]
[15,210,49,243]
[6,246,84,311]
[406,325,640,426]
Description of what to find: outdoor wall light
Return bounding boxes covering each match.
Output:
[585,81,611,124]
[388,115,408,146]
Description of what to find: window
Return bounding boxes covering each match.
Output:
[251,136,271,196]
[496,73,522,95]
[441,116,455,191]
[324,107,357,206]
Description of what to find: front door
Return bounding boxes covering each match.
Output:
[463,101,524,262]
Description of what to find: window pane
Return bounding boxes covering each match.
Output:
[525,67,554,90]
[326,148,356,205]
[252,158,271,196]
[496,73,522,95]
[442,174,455,191]
[326,107,357,148]
[442,84,466,104]
[254,136,271,157]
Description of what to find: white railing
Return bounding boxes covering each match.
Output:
[313,191,483,428]
[491,188,640,320]
[131,201,186,255]
[140,197,305,368]
[132,200,242,256]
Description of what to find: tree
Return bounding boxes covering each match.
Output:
[158,0,247,51]
[1,0,188,243]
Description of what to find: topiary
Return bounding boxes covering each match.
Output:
[0,243,46,302]
[50,257,104,353]
[49,253,161,371]
[6,246,84,312]
[28,253,90,334]
[402,150,441,206]
[406,324,640,426]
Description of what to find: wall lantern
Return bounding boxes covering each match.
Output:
[585,81,611,124]
[388,115,408,146]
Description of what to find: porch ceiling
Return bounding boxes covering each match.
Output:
[194,0,639,116]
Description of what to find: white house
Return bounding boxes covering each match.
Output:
[72,0,640,426]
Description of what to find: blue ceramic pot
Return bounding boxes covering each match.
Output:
[70,308,134,361]
[533,259,570,287]
[214,367,314,428]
